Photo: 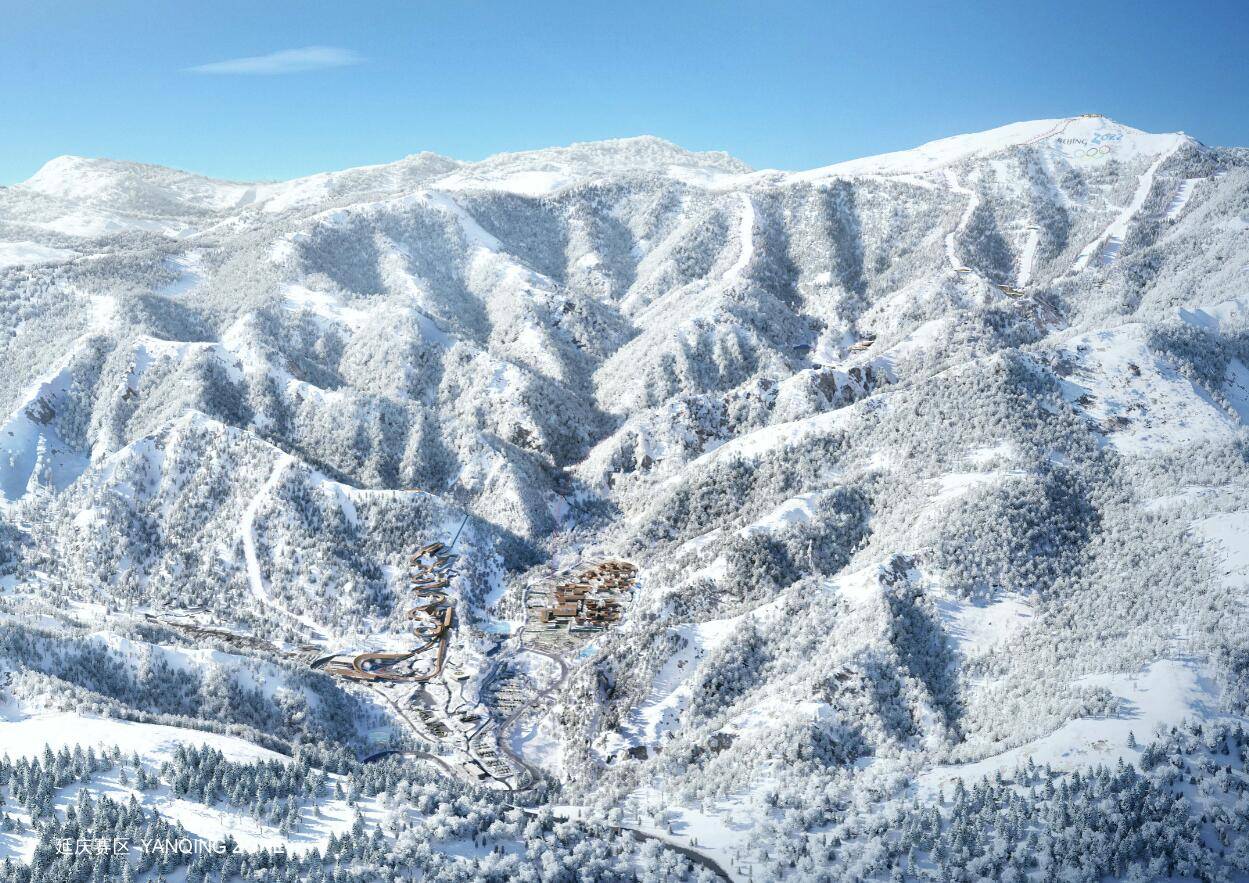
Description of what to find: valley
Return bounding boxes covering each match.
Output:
[1,112,1248,880]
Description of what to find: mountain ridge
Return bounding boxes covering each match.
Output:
[0,110,1247,880]
[15,115,1194,207]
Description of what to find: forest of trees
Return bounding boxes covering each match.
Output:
[0,121,1247,880]
[0,741,709,882]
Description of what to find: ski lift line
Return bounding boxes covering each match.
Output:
[1021,115,1090,147]
[448,513,470,552]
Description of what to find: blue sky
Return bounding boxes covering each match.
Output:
[3,0,1247,184]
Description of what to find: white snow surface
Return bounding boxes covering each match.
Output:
[918,659,1221,797]
[0,705,285,765]
[0,358,92,502]
[598,614,746,757]
[797,116,1184,179]
[1016,226,1040,287]
[0,114,1244,874]
[943,169,979,272]
[6,117,1191,245]
[1165,177,1202,221]
[935,592,1033,658]
[1073,134,1185,271]
[0,241,78,268]
[1197,508,1249,590]
[1058,324,1245,455]
[239,453,330,639]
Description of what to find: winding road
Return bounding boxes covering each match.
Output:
[318,547,455,683]
[491,632,570,789]
[359,682,458,777]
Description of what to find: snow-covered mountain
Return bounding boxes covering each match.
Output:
[2,115,1249,881]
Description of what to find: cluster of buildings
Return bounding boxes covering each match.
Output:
[536,560,637,633]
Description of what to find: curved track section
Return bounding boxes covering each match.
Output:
[317,542,457,683]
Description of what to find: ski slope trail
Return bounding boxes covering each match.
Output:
[614,644,693,750]
[1165,177,1201,221]
[240,453,329,641]
[729,192,754,281]
[1017,227,1040,288]
[943,169,979,272]
[1073,137,1184,272]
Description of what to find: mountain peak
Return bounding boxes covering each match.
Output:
[798,115,1193,178]
[427,134,752,195]
[19,153,255,220]
[479,134,750,171]
[24,154,237,193]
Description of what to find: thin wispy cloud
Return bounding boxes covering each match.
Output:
[186,46,364,75]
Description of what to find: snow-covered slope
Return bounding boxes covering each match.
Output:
[797,115,1190,178]
[2,115,1248,881]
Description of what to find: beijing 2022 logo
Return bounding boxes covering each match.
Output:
[1052,129,1122,161]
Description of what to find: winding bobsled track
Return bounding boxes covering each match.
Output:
[316,542,457,683]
